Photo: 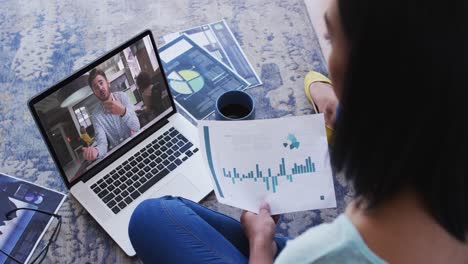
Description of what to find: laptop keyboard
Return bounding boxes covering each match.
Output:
[90,127,199,214]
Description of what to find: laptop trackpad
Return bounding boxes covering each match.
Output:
[151,174,200,199]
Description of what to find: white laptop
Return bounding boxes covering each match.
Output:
[28,30,213,256]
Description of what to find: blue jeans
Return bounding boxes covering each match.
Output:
[128,196,288,263]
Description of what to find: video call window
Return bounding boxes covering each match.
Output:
[33,36,172,183]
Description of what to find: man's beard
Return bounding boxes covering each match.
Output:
[98,90,110,101]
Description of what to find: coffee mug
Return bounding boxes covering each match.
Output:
[215,90,255,120]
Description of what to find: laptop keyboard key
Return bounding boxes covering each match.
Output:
[103,193,114,203]
[130,190,140,200]
[180,142,193,153]
[150,168,159,176]
[193,148,199,153]
[115,195,124,203]
[118,202,126,209]
[125,179,133,186]
[175,159,182,165]
[107,200,116,208]
[169,130,178,137]
[112,207,120,214]
[93,186,101,194]
[122,190,129,197]
[125,196,133,204]
[167,163,177,171]
[128,186,135,193]
[138,168,170,194]
[186,150,193,157]
[98,189,108,198]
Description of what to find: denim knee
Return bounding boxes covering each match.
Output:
[128,196,175,240]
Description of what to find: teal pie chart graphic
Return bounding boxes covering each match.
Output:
[168,68,205,95]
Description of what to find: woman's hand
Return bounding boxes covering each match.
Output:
[241,202,278,264]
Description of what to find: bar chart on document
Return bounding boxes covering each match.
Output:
[198,115,337,214]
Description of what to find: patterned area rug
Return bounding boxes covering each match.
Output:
[0,0,351,262]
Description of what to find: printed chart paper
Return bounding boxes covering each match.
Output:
[0,173,66,264]
[159,34,250,121]
[162,20,262,88]
[198,115,336,214]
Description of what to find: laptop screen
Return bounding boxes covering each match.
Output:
[31,33,174,185]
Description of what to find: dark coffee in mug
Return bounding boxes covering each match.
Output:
[219,104,251,119]
[215,90,255,120]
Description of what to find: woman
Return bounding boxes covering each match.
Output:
[128,0,468,262]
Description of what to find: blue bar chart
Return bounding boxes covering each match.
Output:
[221,157,317,193]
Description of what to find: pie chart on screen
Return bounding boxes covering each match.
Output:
[168,69,205,95]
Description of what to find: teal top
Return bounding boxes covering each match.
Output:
[275,214,387,264]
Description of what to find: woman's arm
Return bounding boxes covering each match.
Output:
[241,202,278,264]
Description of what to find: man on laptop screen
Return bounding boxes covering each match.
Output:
[32,35,173,182]
[83,68,141,162]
